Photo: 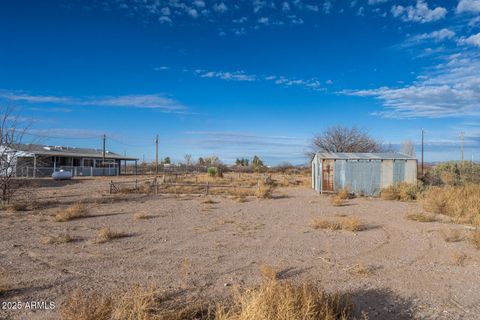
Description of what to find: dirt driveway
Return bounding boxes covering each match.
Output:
[1,181,479,319]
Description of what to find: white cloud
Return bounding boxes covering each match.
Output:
[195,70,257,81]
[213,2,228,13]
[282,1,291,12]
[458,32,480,47]
[457,0,480,13]
[391,0,447,23]
[160,7,170,15]
[368,0,388,5]
[406,28,456,44]
[158,16,172,24]
[193,0,205,8]
[0,91,186,112]
[323,2,332,14]
[258,17,270,25]
[342,53,480,118]
[187,8,198,18]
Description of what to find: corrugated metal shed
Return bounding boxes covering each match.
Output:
[311,152,417,196]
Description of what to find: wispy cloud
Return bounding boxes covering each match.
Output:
[391,0,447,23]
[458,32,480,47]
[0,91,187,113]
[456,0,480,14]
[192,69,326,91]
[341,52,480,118]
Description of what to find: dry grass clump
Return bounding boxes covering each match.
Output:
[256,181,274,199]
[449,251,467,266]
[440,229,463,242]
[6,202,30,212]
[310,216,364,232]
[0,272,9,295]
[42,233,74,245]
[202,197,216,204]
[330,196,344,207]
[133,212,148,220]
[421,184,480,226]
[405,212,437,223]
[259,265,278,281]
[337,188,350,200]
[350,262,374,277]
[61,280,352,320]
[94,227,127,244]
[381,183,420,201]
[217,279,352,320]
[471,230,480,249]
[54,203,88,222]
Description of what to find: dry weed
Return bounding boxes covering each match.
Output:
[440,229,463,242]
[54,203,88,222]
[133,212,148,220]
[405,212,437,223]
[202,197,216,204]
[350,263,374,277]
[337,188,350,200]
[0,272,9,295]
[381,183,420,201]
[94,227,127,244]
[256,181,273,199]
[259,265,278,281]
[421,184,480,226]
[449,251,467,266]
[42,234,74,245]
[471,230,480,249]
[310,216,364,232]
[330,196,344,207]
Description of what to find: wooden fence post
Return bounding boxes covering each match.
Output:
[205,181,209,196]
[109,180,113,194]
[135,179,138,192]
[155,177,158,195]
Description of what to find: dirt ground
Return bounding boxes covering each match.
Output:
[1,177,479,319]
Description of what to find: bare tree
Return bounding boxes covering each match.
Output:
[312,126,385,154]
[401,140,416,157]
[0,107,29,205]
[184,154,192,166]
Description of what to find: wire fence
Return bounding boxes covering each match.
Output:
[19,166,120,177]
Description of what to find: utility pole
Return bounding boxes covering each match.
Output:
[155,134,159,176]
[460,131,465,163]
[421,129,424,177]
[102,134,106,176]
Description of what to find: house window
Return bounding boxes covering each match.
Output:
[83,159,94,167]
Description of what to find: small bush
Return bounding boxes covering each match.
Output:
[472,230,480,249]
[381,182,422,201]
[54,203,88,222]
[208,167,218,177]
[42,234,74,245]
[310,216,364,232]
[405,212,437,222]
[337,188,350,200]
[94,227,127,244]
[133,212,148,220]
[440,229,463,242]
[0,273,9,295]
[256,181,273,199]
[330,196,344,207]
[421,184,480,226]
[449,251,467,266]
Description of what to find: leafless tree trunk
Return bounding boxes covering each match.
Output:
[0,107,30,205]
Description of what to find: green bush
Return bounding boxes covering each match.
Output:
[207,167,217,177]
[424,161,480,186]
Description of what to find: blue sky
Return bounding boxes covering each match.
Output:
[1,0,479,164]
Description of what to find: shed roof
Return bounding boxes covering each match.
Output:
[314,152,416,160]
[12,144,138,161]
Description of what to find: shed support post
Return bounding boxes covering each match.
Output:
[33,155,37,178]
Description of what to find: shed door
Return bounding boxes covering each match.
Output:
[322,160,334,192]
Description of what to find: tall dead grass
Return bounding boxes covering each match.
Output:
[94,227,127,244]
[472,230,480,249]
[421,184,480,226]
[60,280,351,320]
[310,216,364,232]
[380,183,421,201]
[54,203,88,222]
[256,181,274,199]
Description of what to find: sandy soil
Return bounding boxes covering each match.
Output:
[1,178,479,319]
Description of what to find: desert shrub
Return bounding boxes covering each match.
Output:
[208,167,218,177]
[42,234,74,245]
[330,196,344,207]
[310,216,364,232]
[421,184,480,226]
[405,212,437,222]
[441,229,463,242]
[449,251,467,266]
[423,161,480,186]
[381,182,423,201]
[133,212,148,220]
[472,230,480,249]
[337,188,350,200]
[54,203,88,222]
[0,272,9,295]
[94,227,127,244]
[61,280,351,320]
[256,181,273,199]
